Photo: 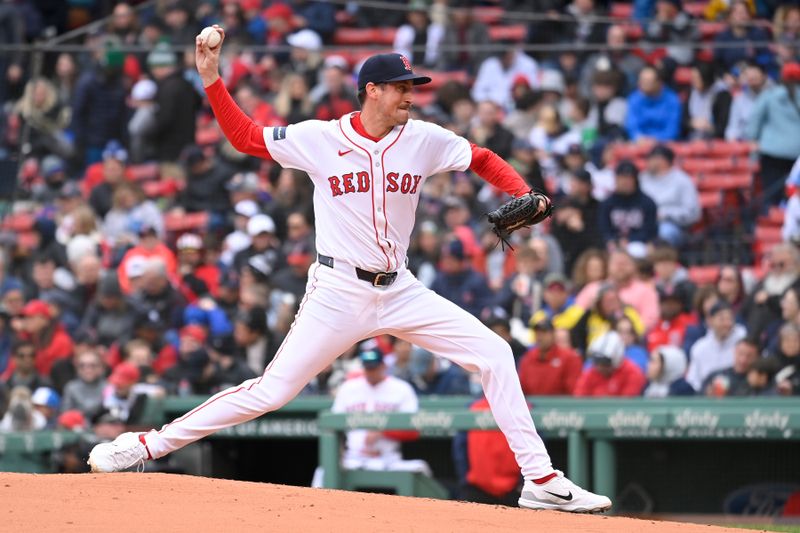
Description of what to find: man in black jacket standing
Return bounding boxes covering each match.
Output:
[148,42,200,162]
[598,160,658,252]
[551,169,600,274]
[177,145,232,214]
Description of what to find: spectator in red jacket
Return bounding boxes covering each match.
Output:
[574,331,647,397]
[518,318,583,395]
[646,286,697,353]
[454,396,521,506]
[176,233,220,302]
[235,83,284,127]
[117,225,178,295]
[18,300,74,378]
[311,60,359,122]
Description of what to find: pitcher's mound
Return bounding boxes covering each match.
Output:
[1,473,740,532]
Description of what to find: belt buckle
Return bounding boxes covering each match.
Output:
[372,271,397,287]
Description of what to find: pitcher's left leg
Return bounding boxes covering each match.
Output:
[380,274,551,479]
[380,274,611,512]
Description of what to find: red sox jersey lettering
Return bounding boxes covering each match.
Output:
[328,171,422,197]
[264,114,471,272]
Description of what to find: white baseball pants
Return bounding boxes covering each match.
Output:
[143,260,554,478]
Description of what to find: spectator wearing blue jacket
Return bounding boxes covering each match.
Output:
[184,302,233,340]
[598,160,659,249]
[747,62,800,207]
[626,66,682,141]
[431,239,494,318]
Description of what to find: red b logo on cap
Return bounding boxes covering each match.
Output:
[400,55,412,71]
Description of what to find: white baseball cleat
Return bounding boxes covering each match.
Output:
[88,432,151,473]
[518,471,612,513]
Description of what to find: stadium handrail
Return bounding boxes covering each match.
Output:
[316,397,800,500]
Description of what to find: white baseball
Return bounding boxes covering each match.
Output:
[199,27,221,49]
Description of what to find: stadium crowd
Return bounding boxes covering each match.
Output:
[0,0,799,442]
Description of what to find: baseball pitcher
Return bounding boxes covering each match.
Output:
[89,25,610,513]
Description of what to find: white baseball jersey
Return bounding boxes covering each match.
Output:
[263,115,472,272]
[332,375,418,461]
[143,102,556,483]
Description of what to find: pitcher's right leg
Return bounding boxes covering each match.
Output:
[89,263,375,471]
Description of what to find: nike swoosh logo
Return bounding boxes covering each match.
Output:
[544,490,573,501]
[338,149,353,156]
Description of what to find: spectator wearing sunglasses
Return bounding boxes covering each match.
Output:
[743,243,800,341]
[62,349,107,421]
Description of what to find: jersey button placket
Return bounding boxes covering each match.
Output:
[373,149,389,269]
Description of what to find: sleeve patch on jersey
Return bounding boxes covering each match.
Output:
[273,126,287,141]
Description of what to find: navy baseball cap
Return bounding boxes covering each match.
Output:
[357,53,432,91]
[359,348,384,369]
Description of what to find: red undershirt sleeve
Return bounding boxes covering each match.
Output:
[468,143,529,197]
[204,78,272,160]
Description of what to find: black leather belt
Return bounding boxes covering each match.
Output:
[318,254,398,287]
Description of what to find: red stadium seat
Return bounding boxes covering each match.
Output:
[688,265,720,285]
[738,158,760,172]
[754,225,782,245]
[765,206,786,226]
[1,212,35,232]
[413,69,469,91]
[673,67,693,86]
[16,231,39,252]
[164,211,209,233]
[708,140,755,157]
[196,127,222,146]
[413,91,436,108]
[667,140,708,157]
[622,23,643,41]
[611,141,654,160]
[699,22,726,40]
[142,180,180,199]
[753,224,783,264]
[697,173,752,191]
[488,25,527,42]
[334,9,354,25]
[610,144,639,160]
[684,158,731,174]
[127,163,160,182]
[696,48,714,63]
[473,6,504,25]
[323,49,387,70]
[684,2,707,16]
[333,27,396,46]
[698,190,720,209]
[610,2,633,19]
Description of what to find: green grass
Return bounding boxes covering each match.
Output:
[731,525,800,532]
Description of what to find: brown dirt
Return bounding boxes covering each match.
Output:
[1,473,744,533]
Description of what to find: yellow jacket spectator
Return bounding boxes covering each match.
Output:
[527,273,582,344]
[704,0,754,21]
[569,285,645,355]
